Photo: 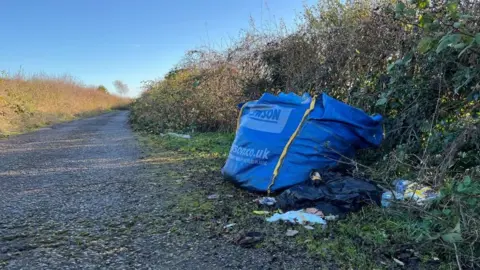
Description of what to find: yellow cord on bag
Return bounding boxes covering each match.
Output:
[236,103,247,131]
[267,96,317,194]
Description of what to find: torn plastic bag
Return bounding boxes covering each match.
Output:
[276,171,383,216]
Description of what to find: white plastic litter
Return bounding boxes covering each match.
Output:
[207,194,219,200]
[223,223,236,229]
[166,132,191,139]
[266,210,327,225]
[286,229,299,237]
[255,197,277,206]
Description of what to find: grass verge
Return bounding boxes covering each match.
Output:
[138,132,480,269]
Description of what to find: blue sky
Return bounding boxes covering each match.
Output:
[0,0,314,97]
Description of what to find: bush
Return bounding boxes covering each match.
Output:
[131,65,243,132]
[97,85,108,94]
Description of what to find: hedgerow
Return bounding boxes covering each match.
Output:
[131,1,479,267]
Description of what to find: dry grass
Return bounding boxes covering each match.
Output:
[0,72,130,135]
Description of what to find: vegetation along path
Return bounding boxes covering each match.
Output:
[0,111,320,269]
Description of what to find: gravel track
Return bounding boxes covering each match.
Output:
[0,112,317,270]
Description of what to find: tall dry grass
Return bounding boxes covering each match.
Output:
[0,72,129,135]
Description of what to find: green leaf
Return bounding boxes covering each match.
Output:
[436,34,461,53]
[438,33,451,45]
[467,198,478,206]
[404,8,416,17]
[442,209,452,216]
[417,37,434,53]
[453,223,461,234]
[418,0,429,9]
[403,52,413,64]
[475,33,480,44]
[463,176,472,186]
[419,14,433,28]
[453,42,466,49]
[396,1,406,12]
[453,22,461,28]
[441,222,463,243]
[376,97,388,106]
[464,35,474,44]
[457,182,467,192]
[447,1,458,13]
[387,63,395,72]
[442,232,463,243]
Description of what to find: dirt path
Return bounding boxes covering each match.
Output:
[0,112,317,269]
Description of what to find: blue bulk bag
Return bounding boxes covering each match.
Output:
[221,92,383,193]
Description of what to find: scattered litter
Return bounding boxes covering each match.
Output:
[207,194,219,200]
[393,258,405,266]
[266,210,326,225]
[253,210,270,215]
[381,191,404,207]
[255,197,277,206]
[404,182,439,205]
[276,171,383,217]
[222,92,384,192]
[304,225,315,230]
[382,179,439,207]
[166,132,191,139]
[237,232,264,248]
[310,171,322,181]
[223,223,236,229]
[305,208,324,217]
[324,215,338,221]
[286,229,299,237]
[393,179,409,194]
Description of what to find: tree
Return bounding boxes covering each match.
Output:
[97,85,108,94]
[113,80,129,96]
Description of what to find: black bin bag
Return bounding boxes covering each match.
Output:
[276,171,383,217]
